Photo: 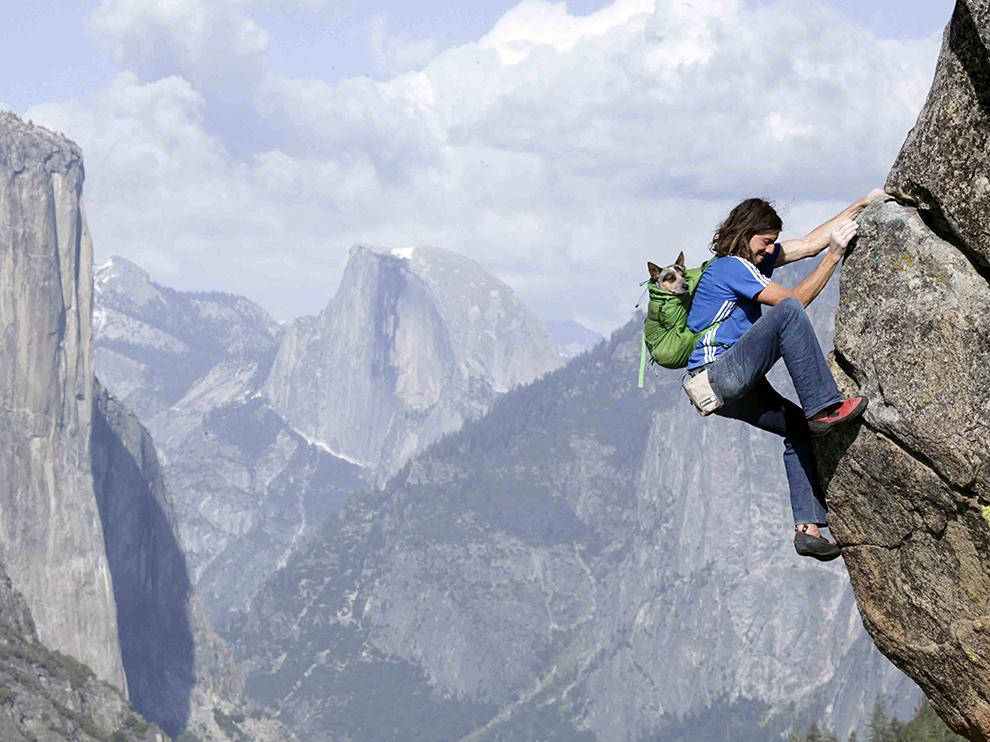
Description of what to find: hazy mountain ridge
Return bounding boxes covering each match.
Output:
[94,254,284,423]
[264,243,562,480]
[231,298,916,741]
[93,255,369,628]
[93,242,564,630]
[545,319,605,359]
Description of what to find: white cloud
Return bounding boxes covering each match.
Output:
[480,0,654,64]
[87,0,270,87]
[368,14,440,77]
[27,73,317,296]
[34,0,941,330]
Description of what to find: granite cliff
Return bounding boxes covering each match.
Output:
[0,110,294,739]
[0,111,126,688]
[817,1,990,739]
[94,256,366,629]
[0,562,166,741]
[264,243,561,480]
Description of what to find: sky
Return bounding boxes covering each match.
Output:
[5,0,954,334]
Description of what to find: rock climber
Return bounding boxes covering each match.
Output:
[685,189,888,560]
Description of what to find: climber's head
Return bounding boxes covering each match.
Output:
[710,198,782,264]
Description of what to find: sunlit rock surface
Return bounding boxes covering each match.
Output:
[264,243,561,480]
[818,2,990,738]
[0,111,126,689]
[0,561,166,741]
[885,0,990,269]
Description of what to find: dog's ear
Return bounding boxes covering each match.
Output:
[675,251,685,267]
[647,261,661,280]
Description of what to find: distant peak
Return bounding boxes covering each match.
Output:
[97,255,148,277]
[343,242,515,295]
[391,246,416,260]
[351,242,448,261]
[95,255,152,286]
[94,255,159,306]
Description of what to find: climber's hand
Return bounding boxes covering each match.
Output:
[864,187,887,205]
[828,219,858,259]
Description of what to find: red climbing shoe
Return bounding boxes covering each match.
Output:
[808,396,868,437]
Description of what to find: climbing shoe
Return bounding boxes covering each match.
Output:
[794,527,841,562]
[808,396,867,437]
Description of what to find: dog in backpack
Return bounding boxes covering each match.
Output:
[648,251,689,295]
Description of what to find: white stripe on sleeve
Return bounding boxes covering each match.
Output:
[714,300,736,322]
[732,256,771,287]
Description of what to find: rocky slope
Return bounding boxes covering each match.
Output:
[0,111,126,688]
[817,3,990,738]
[264,243,561,480]
[232,308,915,742]
[94,255,283,422]
[93,259,368,628]
[0,562,166,741]
[151,369,367,629]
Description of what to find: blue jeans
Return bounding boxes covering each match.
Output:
[705,298,842,525]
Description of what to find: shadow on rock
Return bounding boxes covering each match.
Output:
[91,380,194,737]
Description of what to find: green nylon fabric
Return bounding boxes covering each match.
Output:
[643,259,715,371]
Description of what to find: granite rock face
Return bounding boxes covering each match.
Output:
[264,244,561,479]
[820,198,990,742]
[93,261,367,628]
[0,111,125,689]
[818,3,990,737]
[94,255,283,421]
[92,378,246,735]
[886,0,990,268]
[0,562,166,742]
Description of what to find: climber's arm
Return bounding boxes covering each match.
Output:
[758,221,858,307]
[777,188,886,265]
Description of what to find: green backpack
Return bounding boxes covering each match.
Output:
[637,256,720,388]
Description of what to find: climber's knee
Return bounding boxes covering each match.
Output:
[777,297,804,315]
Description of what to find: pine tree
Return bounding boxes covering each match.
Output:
[796,696,963,742]
[789,721,840,742]
[897,697,965,741]
[868,698,896,742]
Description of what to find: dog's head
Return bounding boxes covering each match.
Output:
[648,251,688,294]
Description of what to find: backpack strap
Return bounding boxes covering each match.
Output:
[638,332,665,389]
[638,333,648,389]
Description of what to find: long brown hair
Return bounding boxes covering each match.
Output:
[710,198,782,259]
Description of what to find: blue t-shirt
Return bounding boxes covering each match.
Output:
[685,244,781,369]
